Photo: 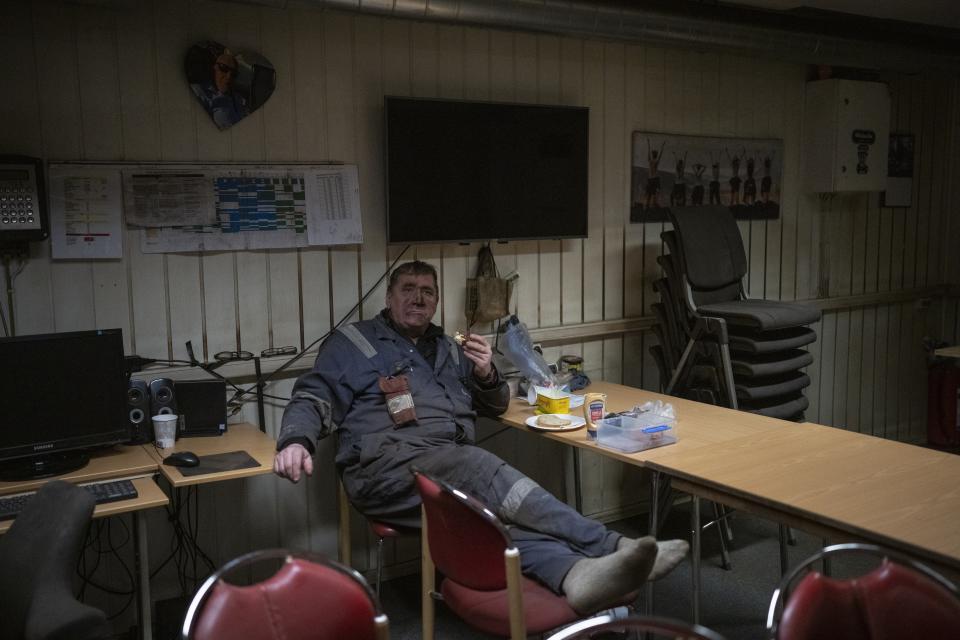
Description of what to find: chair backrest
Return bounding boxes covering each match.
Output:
[182,549,388,640]
[546,614,727,640]
[414,470,514,591]
[0,480,108,640]
[669,205,747,295]
[768,543,960,640]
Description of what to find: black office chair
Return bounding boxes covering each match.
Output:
[0,480,109,640]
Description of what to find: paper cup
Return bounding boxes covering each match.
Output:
[152,414,178,448]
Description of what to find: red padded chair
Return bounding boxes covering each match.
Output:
[546,613,727,640]
[181,549,389,640]
[414,469,629,640]
[766,543,960,640]
[338,477,418,595]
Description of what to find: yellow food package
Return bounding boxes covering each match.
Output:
[536,388,570,415]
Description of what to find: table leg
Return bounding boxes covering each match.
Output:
[691,495,701,624]
[572,448,583,514]
[134,510,152,640]
[778,525,789,576]
[644,470,661,615]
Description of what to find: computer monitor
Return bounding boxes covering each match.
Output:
[0,328,129,481]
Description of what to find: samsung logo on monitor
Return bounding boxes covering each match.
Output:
[33,443,54,451]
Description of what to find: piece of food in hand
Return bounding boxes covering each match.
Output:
[537,414,572,428]
[453,331,467,345]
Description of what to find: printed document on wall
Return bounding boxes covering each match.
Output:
[48,166,123,259]
[305,165,363,246]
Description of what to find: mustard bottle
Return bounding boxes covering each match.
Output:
[582,392,607,440]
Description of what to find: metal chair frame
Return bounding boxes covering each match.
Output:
[181,548,389,640]
[765,542,960,639]
[546,613,727,640]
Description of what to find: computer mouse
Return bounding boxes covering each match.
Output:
[163,451,200,467]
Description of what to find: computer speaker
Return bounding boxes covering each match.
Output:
[149,377,177,416]
[127,379,152,444]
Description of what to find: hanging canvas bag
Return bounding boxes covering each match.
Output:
[465,245,514,326]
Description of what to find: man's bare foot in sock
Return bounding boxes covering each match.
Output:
[617,536,689,581]
[561,537,657,614]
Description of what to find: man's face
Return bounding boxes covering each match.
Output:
[214,54,238,93]
[386,273,438,337]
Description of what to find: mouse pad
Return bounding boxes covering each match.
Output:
[178,450,260,476]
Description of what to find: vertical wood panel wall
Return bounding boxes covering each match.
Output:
[2,0,958,617]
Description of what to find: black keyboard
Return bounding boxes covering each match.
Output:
[0,479,139,521]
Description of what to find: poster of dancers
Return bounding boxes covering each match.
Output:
[630,132,783,223]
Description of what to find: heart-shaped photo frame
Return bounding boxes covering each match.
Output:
[185,40,276,130]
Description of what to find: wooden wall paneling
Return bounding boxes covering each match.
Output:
[560,37,585,327]
[849,195,868,297]
[946,80,960,286]
[2,4,54,336]
[778,65,804,301]
[857,305,877,433]
[511,32,541,329]
[844,308,862,431]
[862,192,881,296]
[601,42,625,383]
[870,304,889,437]
[291,10,332,349]
[638,47,663,319]
[762,59,784,301]
[0,2,42,155]
[154,0,202,361]
[581,40,605,325]
[831,310,849,428]
[902,74,924,289]
[324,14,362,338]
[912,302,930,441]
[260,10,302,349]
[538,34,563,329]
[354,16,388,326]
[926,74,948,286]
[912,73,934,288]
[883,303,902,439]
[888,77,909,292]
[804,317,823,422]
[34,6,95,334]
[744,58,769,300]
[623,44,644,322]
[116,2,167,357]
[72,7,132,601]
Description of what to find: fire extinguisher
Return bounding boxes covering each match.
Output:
[927,361,960,446]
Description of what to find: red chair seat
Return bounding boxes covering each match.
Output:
[442,574,580,637]
[192,556,383,640]
[780,560,960,640]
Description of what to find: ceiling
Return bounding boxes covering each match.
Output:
[732,0,960,30]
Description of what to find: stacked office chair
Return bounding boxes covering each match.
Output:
[547,613,726,640]
[414,470,634,640]
[766,543,960,640]
[0,480,109,640]
[652,205,820,419]
[181,549,389,640]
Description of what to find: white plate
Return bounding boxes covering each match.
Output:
[525,414,586,432]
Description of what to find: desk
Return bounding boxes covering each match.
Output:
[0,445,169,640]
[142,422,276,487]
[501,381,960,621]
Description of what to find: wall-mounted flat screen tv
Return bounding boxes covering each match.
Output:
[385,96,589,244]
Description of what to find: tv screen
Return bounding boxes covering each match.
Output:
[385,96,589,244]
[0,329,129,479]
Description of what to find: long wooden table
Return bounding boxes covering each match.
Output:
[500,381,960,621]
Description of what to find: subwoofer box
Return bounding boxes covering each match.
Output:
[173,379,227,437]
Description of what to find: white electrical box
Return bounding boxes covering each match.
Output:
[803,79,890,192]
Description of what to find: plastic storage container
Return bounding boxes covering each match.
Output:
[596,413,677,453]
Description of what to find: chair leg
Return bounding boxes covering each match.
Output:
[504,548,527,640]
[375,535,385,596]
[421,506,436,640]
[711,503,732,570]
[778,525,790,576]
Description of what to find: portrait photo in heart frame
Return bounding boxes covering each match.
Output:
[185,40,276,130]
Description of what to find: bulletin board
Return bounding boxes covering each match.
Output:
[47,162,363,259]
